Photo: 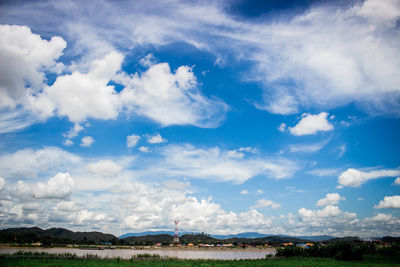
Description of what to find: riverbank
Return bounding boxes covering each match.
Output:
[0,254,397,267]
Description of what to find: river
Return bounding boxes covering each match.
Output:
[0,247,276,260]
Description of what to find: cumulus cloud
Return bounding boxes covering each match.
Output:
[0,146,399,236]
[126,134,140,148]
[44,51,123,123]
[317,193,346,207]
[33,172,76,199]
[0,23,228,132]
[117,62,227,128]
[159,144,299,183]
[0,24,66,132]
[120,180,273,234]
[146,133,167,144]
[374,195,400,209]
[289,112,333,136]
[87,160,122,177]
[0,24,66,111]
[0,147,80,179]
[2,0,400,118]
[291,205,360,236]
[80,136,94,147]
[252,198,281,209]
[338,168,400,187]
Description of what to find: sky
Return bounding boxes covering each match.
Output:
[0,0,399,238]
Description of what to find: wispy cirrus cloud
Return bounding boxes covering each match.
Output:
[1,0,399,127]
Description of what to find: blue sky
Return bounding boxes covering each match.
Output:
[0,0,399,238]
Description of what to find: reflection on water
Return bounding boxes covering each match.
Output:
[0,247,276,260]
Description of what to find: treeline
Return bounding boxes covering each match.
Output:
[0,227,118,245]
[277,241,400,261]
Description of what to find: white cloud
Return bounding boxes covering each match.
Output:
[138,146,150,153]
[0,177,5,191]
[126,134,140,148]
[308,168,340,177]
[338,168,400,187]
[355,0,400,28]
[252,198,281,209]
[374,195,400,209]
[394,177,400,185]
[338,144,346,158]
[87,160,122,177]
[238,147,258,154]
[278,123,286,132]
[3,0,400,119]
[117,62,227,128]
[0,147,80,179]
[80,136,94,147]
[289,141,327,153]
[44,51,123,123]
[54,201,78,212]
[146,133,167,144]
[159,144,299,183]
[299,205,342,218]
[0,24,66,112]
[317,193,346,207]
[289,112,333,136]
[139,54,157,67]
[251,0,400,116]
[0,24,66,132]
[63,139,74,146]
[33,172,76,199]
[240,189,249,195]
[0,146,399,236]
[63,123,84,140]
[226,150,244,159]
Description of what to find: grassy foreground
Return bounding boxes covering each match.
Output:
[0,256,398,267]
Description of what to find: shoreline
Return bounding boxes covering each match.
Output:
[0,244,277,252]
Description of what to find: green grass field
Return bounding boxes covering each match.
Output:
[1,257,399,267]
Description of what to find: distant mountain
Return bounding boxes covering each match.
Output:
[121,233,313,245]
[119,231,174,239]
[119,231,205,239]
[120,231,335,242]
[211,232,267,239]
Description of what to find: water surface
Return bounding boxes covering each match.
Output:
[0,247,275,260]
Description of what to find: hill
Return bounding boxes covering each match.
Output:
[121,231,335,242]
[0,227,117,244]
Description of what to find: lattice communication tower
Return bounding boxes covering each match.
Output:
[173,220,179,244]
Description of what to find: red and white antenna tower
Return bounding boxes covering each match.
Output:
[173,220,179,244]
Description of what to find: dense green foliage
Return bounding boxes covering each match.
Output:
[277,241,400,262]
